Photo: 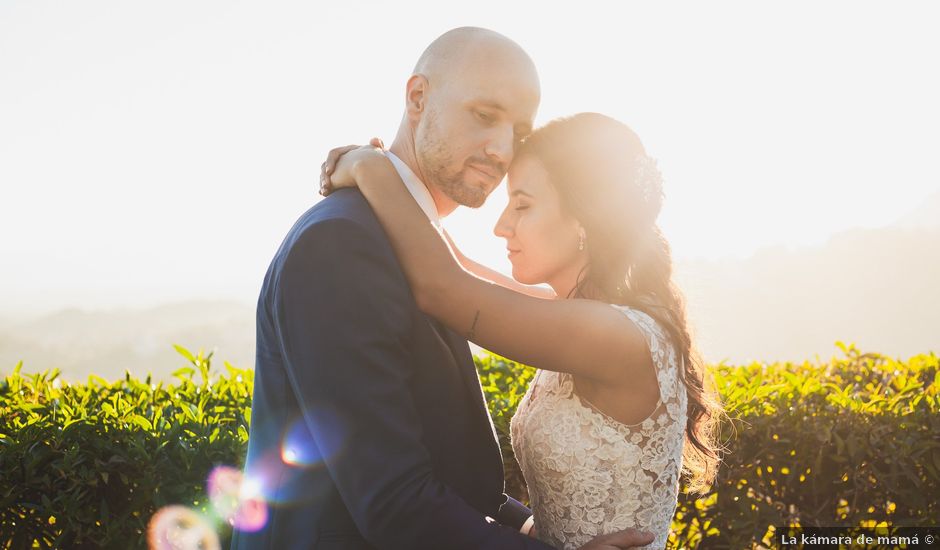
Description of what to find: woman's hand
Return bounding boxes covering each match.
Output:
[318,138,385,197]
[578,529,655,550]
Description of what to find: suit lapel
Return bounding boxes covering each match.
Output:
[441,326,491,420]
[428,320,502,448]
[435,323,504,467]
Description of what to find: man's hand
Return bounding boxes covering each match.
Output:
[577,528,655,550]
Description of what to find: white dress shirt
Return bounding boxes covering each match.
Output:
[385,151,443,229]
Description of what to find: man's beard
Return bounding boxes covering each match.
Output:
[416,115,501,209]
[423,156,489,208]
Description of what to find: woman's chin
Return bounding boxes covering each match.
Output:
[511,266,539,286]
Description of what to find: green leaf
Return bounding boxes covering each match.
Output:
[129,415,152,431]
[172,367,196,380]
[173,344,196,364]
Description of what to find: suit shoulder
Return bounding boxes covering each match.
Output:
[281,190,389,254]
[299,189,382,231]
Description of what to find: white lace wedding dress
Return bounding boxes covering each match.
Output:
[510,305,687,550]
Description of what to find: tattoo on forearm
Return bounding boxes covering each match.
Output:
[467,310,481,340]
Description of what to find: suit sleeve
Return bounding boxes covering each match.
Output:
[498,495,533,531]
[275,218,554,550]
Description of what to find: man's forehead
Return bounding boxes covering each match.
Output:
[447,46,539,104]
[463,77,538,119]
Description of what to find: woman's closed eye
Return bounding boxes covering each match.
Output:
[514,204,530,212]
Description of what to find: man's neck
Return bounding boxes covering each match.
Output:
[389,137,458,218]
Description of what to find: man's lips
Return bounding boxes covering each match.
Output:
[467,163,500,181]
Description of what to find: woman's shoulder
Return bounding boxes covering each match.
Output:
[607,303,682,392]
[608,303,669,344]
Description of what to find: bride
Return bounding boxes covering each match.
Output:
[319,112,722,550]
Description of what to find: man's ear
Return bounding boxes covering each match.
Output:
[405,74,429,122]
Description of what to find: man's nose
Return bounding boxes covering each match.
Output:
[484,125,515,166]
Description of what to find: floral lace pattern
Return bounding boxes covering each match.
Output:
[510,305,687,550]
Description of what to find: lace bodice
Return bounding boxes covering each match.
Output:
[510,305,687,550]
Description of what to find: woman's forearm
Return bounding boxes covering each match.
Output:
[351,155,465,311]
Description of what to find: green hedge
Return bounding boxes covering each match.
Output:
[0,348,252,549]
[672,344,939,548]
[1,344,937,549]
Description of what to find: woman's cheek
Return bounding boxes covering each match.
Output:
[524,210,549,248]
[516,213,544,250]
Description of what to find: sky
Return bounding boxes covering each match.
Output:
[2,1,939,315]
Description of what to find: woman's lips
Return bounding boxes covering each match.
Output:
[507,248,521,259]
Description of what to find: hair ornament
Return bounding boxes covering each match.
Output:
[635,154,663,206]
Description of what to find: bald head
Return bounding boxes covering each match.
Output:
[414,27,538,87]
[392,27,540,215]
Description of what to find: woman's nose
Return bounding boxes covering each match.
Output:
[494,209,513,238]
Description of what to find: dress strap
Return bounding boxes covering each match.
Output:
[608,304,680,403]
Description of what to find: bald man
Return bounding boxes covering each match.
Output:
[233,28,651,550]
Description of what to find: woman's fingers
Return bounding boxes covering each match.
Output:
[318,140,384,197]
[326,145,359,175]
[320,145,358,197]
[319,161,332,196]
[603,529,655,549]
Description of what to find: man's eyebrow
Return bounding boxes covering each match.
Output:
[474,100,532,135]
[474,100,507,112]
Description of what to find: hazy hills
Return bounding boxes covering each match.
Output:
[895,189,940,231]
[2,193,938,381]
[679,190,939,363]
[678,225,939,364]
[0,301,255,382]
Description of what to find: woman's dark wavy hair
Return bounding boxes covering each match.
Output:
[516,112,723,493]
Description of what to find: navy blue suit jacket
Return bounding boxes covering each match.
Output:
[232,190,554,549]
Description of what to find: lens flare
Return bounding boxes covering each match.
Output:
[280,418,322,467]
[239,476,262,499]
[207,466,241,520]
[147,505,220,550]
[279,411,347,469]
[206,465,268,533]
[230,493,268,532]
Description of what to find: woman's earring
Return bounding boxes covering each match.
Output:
[578,233,585,251]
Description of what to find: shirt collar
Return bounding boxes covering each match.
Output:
[385,151,443,228]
